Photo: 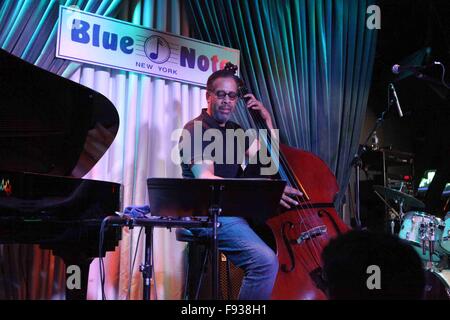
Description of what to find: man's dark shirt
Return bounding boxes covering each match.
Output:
[179,109,249,178]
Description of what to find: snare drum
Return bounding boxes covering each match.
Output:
[440,213,450,254]
[399,212,444,262]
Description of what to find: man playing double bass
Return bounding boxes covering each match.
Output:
[178,66,302,299]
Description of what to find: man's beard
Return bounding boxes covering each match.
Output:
[212,104,233,124]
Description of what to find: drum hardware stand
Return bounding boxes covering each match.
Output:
[352,85,394,229]
[421,220,437,271]
[389,199,406,235]
[373,190,403,234]
[390,212,397,235]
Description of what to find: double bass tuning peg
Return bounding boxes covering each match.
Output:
[224,62,238,74]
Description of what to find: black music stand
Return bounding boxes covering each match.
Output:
[146,177,286,299]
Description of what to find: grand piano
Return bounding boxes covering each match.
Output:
[0,49,122,299]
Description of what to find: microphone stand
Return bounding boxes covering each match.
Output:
[351,84,393,229]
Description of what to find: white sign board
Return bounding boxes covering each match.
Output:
[56,6,240,86]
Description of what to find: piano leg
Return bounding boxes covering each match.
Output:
[60,255,93,300]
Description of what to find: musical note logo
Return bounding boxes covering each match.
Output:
[144,36,171,64]
[150,38,163,60]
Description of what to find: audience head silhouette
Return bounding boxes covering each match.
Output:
[322,230,425,300]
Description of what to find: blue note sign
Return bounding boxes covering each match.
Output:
[56,6,240,86]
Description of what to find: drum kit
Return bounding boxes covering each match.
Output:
[373,185,450,299]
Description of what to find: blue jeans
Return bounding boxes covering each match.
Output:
[191,216,279,300]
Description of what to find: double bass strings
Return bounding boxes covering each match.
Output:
[239,95,325,267]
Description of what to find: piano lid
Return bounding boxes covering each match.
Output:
[0,49,119,178]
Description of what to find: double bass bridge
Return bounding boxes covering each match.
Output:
[296,225,327,244]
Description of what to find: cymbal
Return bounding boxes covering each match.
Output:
[373,185,425,209]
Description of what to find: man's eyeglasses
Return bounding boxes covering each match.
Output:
[209,90,239,101]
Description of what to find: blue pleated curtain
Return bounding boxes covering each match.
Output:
[185,0,378,209]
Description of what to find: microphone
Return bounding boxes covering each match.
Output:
[389,83,403,118]
[391,61,439,74]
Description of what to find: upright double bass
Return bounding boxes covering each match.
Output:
[228,64,350,300]
[266,144,350,300]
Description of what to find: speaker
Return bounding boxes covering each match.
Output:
[219,253,244,300]
[186,244,244,300]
